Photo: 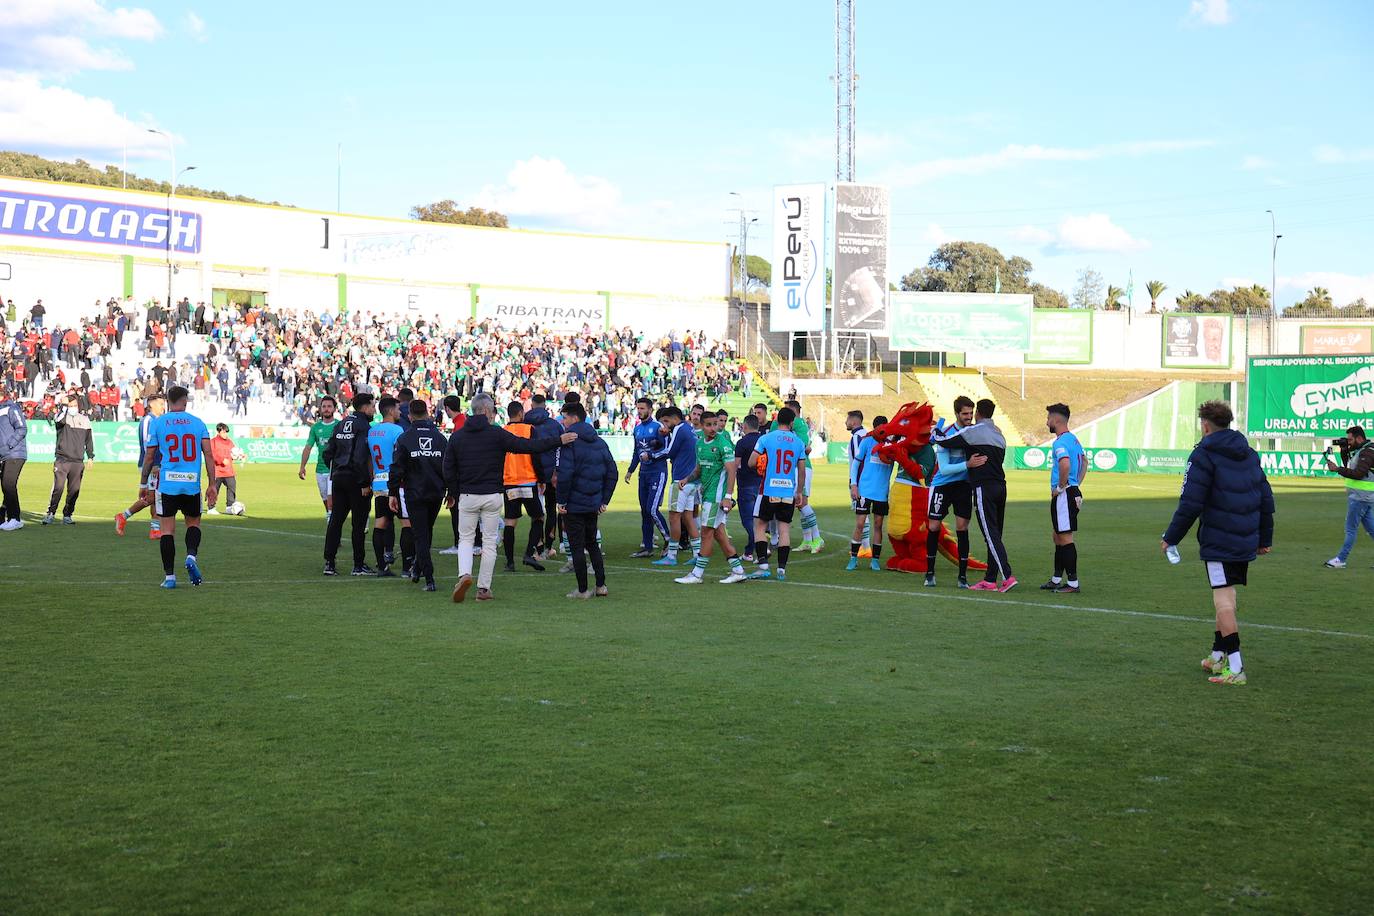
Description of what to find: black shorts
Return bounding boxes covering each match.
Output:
[1205,560,1248,589]
[373,495,394,520]
[504,485,544,519]
[1049,486,1083,534]
[928,481,972,520]
[156,491,202,519]
[393,489,410,520]
[755,495,796,524]
[854,497,889,517]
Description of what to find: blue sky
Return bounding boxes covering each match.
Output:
[2,0,1371,308]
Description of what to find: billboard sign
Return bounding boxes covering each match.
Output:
[1026,309,1094,364]
[1301,325,1373,355]
[474,290,607,332]
[1247,355,1374,436]
[769,183,825,332]
[1162,313,1232,369]
[0,188,202,254]
[887,292,1032,352]
[833,183,889,332]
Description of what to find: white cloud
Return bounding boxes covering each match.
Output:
[919,222,948,246]
[0,0,162,74]
[1052,213,1148,254]
[1240,155,1274,170]
[881,139,1212,187]
[1187,0,1232,26]
[1279,272,1374,305]
[184,11,207,42]
[1314,144,1374,164]
[1010,225,1054,247]
[0,74,166,158]
[472,157,623,229]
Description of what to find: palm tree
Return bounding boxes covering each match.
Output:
[1310,286,1333,307]
[1103,285,1125,310]
[1176,290,1205,312]
[1145,280,1166,313]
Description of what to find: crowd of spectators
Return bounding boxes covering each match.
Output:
[0,294,752,429]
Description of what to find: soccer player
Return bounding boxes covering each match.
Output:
[116,392,166,538]
[845,410,872,558]
[650,406,701,566]
[389,400,448,591]
[142,386,213,588]
[501,401,548,573]
[625,396,668,558]
[1041,403,1087,593]
[1161,400,1275,686]
[925,397,976,589]
[934,398,1016,592]
[297,395,338,519]
[748,406,804,581]
[367,397,405,576]
[675,411,747,584]
[847,415,893,571]
[733,414,762,562]
[321,392,376,576]
[775,399,824,552]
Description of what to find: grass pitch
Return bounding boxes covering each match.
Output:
[1,462,1370,913]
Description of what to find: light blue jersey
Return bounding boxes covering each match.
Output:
[929,418,970,487]
[1051,430,1086,489]
[754,429,804,499]
[368,422,404,495]
[851,436,894,501]
[148,411,209,495]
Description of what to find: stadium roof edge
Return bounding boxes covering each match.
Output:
[0,175,731,249]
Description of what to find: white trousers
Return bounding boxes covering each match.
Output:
[457,493,504,589]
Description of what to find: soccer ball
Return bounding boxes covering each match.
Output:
[227,501,246,516]
[230,447,247,462]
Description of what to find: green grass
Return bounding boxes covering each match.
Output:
[2,462,1371,913]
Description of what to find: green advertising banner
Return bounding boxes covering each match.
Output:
[888,292,1033,352]
[1012,446,1336,477]
[1026,309,1093,364]
[1246,355,1374,437]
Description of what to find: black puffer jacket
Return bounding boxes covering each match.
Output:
[555,421,618,513]
[1163,428,1275,562]
[442,414,561,496]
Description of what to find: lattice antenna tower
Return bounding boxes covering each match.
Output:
[835,0,856,183]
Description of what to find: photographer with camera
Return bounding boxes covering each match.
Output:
[1323,426,1374,569]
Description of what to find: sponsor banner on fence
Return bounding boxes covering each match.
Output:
[833,183,889,332]
[474,290,607,332]
[1026,309,1093,364]
[1162,313,1232,369]
[769,183,826,332]
[888,292,1033,352]
[0,187,202,254]
[1301,325,1374,355]
[1014,446,1336,477]
[1246,354,1374,436]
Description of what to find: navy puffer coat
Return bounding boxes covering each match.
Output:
[1163,428,1275,562]
[555,421,618,514]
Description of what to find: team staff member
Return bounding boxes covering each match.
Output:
[0,384,28,531]
[389,400,448,592]
[847,415,893,572]
[44,394,94,525]
[206,423,240,514]
[926,397,975,589]
[297,396,339,519]
[322,393,377,576]
[555,401,618,599]
[443,393,573,603]
[367,397,405,577]
[1042,403,1087,593]
[733,414,763,561]
[1162,400,1275,686]
[501,401,548,573]
[439,395,467,557]
[934,398,1016,592]
[142,386,214,588]
[117,393,167,537]
[626,396,669,558]
[1324,426,1374,569]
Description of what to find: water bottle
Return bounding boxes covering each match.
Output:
[1165,544,1181,565]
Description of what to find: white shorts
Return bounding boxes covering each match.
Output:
[316,473,330,501]
[671,480,702,513]
[803,466,813,497]
[700,501,730,530]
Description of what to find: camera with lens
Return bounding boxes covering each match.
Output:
[1325,437,1351,463]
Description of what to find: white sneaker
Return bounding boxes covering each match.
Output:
[674,574,703,584]
[206,508,220,516]
[720,572,748,584]
[41,513,55,525]
[1,519,24,531]
[1324,557,1347,568]
[439,545,461,556]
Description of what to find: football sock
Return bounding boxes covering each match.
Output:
[800,505,819,539]
[503,526,517,564]
[1221,631,1242,672]
[850,540,861,557]
[400,528,416,568]
[159,534,175,575]
[667,543,679,560]
[1053,544,1065,579]
[872,544,882,559]
[862,517,871,549]
[121,509,133,520]
[777,545,790,571]
[1211,630,1224,661]
[1064,544,1078,584]
[384,525,395,557]
[956,530,969,578]
[525,524,542,557]
[185,526,201,556]
[754,540,770,563]
[692,555,708,576]
[690,537,701,556]
[373,529,387,568]
[925,527,940,570]
[728,554,744,573]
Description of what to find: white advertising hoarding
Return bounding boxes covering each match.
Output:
[769,183,826,332]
